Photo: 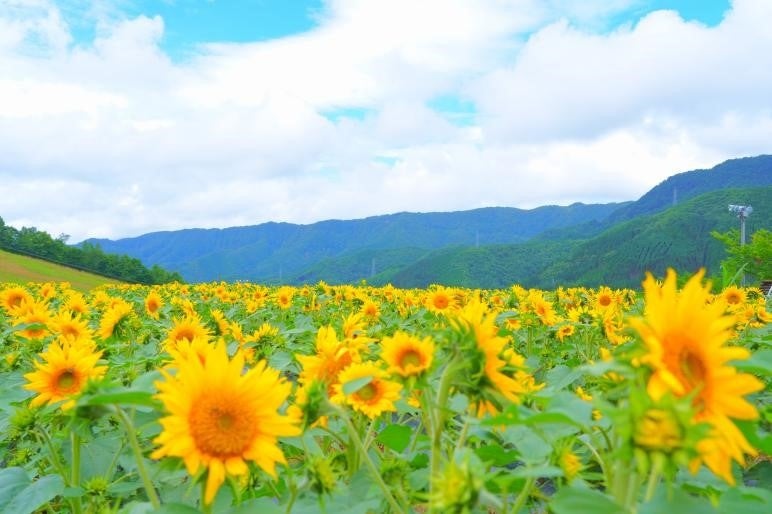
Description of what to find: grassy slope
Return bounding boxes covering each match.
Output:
[0,249,121,291]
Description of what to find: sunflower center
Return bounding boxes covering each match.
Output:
[175,327,196,342]
[679,350,707,390]
[355,383,378,402]
[189,398,258,458]
[57,370,78,391]
[61,325,79,338]
[599,295,612,307]
[399,349,422,369]
[726,293,741,305]
[434,296,449,309]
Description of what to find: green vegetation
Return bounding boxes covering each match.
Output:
[712,228,772,284]
[382,187,772,289]
[0,217,182,285]
[88,203,626,282]
[0,249,121,291]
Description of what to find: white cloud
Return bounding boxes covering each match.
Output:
[0,0,770,243]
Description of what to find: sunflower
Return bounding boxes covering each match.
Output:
[720,285,746,307]
[594,286,617,311]
[297,326,358,390]
[380,331,434,378]
[629,269,763,483]
[528,293,559,326]
[1,286,33,315]
[456,301,529,405]
[63,292,89,315]
[332,361,402,418]
[145,290,163,319]
[49,311,94,345]
[556,324,575,342]
[425,287,457,314]
[166,315,212,350]
[275,286,294,309]
[360,299,380,319]
[152,343,300,504]
[13,301,51,340]
[24,340,106,410]
[98,300,133,340]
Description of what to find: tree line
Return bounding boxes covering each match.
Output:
[0,217,183,284]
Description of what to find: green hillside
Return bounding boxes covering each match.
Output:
[380,187,771,289]
[87,203,625,282]
[0,249,121,291]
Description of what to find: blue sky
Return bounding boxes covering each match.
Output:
[0,0,768,241]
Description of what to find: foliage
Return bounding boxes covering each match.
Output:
[712,229,772,283]
[0,218,182,285]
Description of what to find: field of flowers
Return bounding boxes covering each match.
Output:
[0,272,770,514]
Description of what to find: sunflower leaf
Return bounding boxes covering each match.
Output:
[376,424,412,453]
[0,467,64,514]
[342,375,373,395]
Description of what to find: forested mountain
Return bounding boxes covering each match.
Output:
[80,154,772,287]
[86,203,625,282]
[382,187,771,289]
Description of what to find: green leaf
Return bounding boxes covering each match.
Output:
[640,486,718,514]
[376,424,412,453]
[550,486,626,514]
[475,444,518,466]
[719,488,771,514]
[509,464,563,479]
[734,349,772,376]
[226,498,284,514]
[0,468,64,514]
[342,375,373,395]
[151,504,202,514]
[79,391,159,408]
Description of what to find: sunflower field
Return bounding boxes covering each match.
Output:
[0,272,770,514]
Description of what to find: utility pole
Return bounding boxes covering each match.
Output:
[728,204,753,285]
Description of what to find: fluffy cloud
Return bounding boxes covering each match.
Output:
[0,0,770,242]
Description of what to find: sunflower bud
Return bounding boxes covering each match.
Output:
[429,453,484,514]
[633,408,682,453]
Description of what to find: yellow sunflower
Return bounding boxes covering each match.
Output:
[720,285,746,307]
[1,286,33,315]
[153,343,300,504]
[275,286,294,309]
[297,326,358,390]
[629,269,763,483]
[456,301,529,405]
[425,287,457,314]
[166,315,212,350]
[556,324,575,342]
[49,311,94,345]
[98,300,133,340]
[13,301,51,340]
[63,292,89,315]
[380,331,434,378]
[24,340,106,410]
[332,361,402,418]
[145,290,163,319]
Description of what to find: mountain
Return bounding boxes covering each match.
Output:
[384,187,772,289]
[83,154,772,287]
[536,154,772,242]
[85,203,626,282]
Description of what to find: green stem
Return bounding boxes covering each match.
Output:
[453,416,471,456]
[201,480,213,514]
[339,408,405,514]
[644,456,663,502]
[70,430,83,514]
[36,430,68,480]
[510,476,535,514]
[429,357,460,514]
[113,406,161,509]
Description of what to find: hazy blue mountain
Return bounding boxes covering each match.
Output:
[83,154,772,287]
[85,203,626,282]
